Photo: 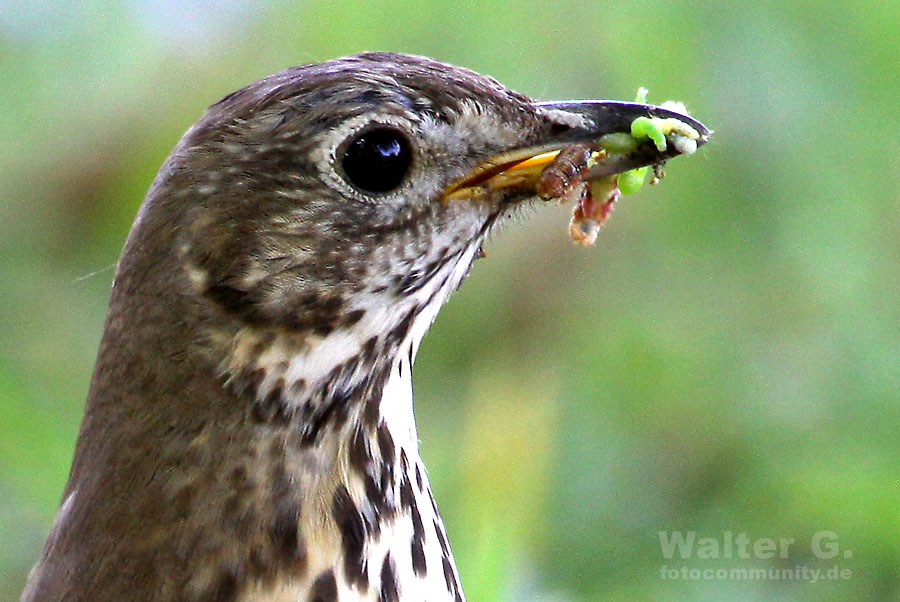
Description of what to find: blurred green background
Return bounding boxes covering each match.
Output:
[2,0,898,600]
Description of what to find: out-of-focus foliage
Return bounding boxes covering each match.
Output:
[1,1,897,600]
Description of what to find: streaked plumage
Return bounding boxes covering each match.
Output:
[22,52,707,602]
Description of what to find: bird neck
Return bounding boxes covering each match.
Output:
[210,325,466,602]
[40,218,483,601]
[190,243,480,601]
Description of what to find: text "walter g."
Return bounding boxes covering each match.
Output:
[659,530,852,560]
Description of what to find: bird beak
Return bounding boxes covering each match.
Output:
[443,100,710,201]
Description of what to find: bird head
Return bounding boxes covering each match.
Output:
[119,53,705,380]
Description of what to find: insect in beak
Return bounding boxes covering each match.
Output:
[445,100,709,200]
[444,98,711,244]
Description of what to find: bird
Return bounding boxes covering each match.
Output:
[21,52,707,602]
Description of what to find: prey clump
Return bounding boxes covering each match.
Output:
[538,88,704,245]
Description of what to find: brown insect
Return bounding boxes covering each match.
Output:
[536,142,620,246]
[536,142,599,202]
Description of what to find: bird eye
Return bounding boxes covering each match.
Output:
[339,126,412,194]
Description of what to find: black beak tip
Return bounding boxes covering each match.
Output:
[536,99,711,143]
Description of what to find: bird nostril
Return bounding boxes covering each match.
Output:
[550,122,572,135]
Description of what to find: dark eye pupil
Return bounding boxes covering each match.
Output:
[341,127,412,193]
